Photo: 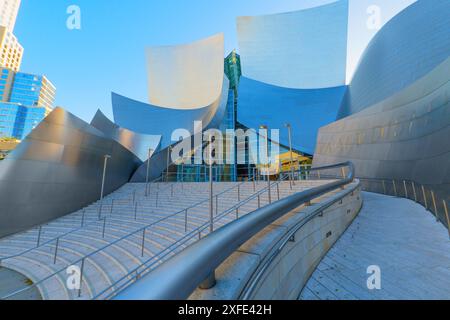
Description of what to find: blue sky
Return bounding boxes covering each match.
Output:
[14,0,415,122]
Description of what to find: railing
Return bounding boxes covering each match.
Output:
[358,177,450,238]
[240,179,361,299]
[113,162,354,300]
[0,174,261,300]
[94,171,296,299]
[0,175,166,264]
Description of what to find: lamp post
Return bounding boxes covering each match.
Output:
[199,138,217,290]
[166,146,172,182]
[260,125,271,204]
[99,154,111,219]
[100,155,111,201]
[285,123,295,185]
[145,148,153,197]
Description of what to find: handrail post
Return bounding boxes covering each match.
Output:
[252,177,256,192]
[403,180,408,199]
[53,238,59,264]
[185,209,188,232]
[134,202,138,220]
[81,210,85,227]
[382,180,386,194]
[393,180,398,197]
[422,185,428,209]
[431,191,439,222]
[277,183,280,201]
[238,185,241,202]
[156,192,159,207]
[215,195,219,216]
[199,272,216,290]
[171,184,174,197]
[257,194,261,209]
[412,182,418,202]
[145,148,153,197]
[36,226,42,247]
[98,203,103,220]
[110,199,114,214]
[209,162,214,233]
[443,200,450,239]
[78,258,85,298]
[141,228,146,257]
[102,218,107,238]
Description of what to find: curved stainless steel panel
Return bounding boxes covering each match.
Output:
[112,76,229,150]
[0,108,142,238]
[338,0,450,118]
[90,109,161,162]
[237,76,347,155]
[146,33,225,109]
[237,0,348,89]
[314,57,450,222]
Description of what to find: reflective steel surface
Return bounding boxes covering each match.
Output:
[338,0,450,118]
[112,76,229,150]
[0,108,142,238]
[237,0,348,89]
[237,76,347,155]
[146,33,225,109]
[314,57,450,222]
[91,109,161,162]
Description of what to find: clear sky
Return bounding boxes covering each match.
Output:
[14,0,415,122]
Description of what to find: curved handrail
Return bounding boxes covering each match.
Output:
[1,174,258,300]
[114,162,354,300]
[95,171,293,299]
[239,180,361,299]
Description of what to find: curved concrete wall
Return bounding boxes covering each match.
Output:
[314,57,450,223]
[237,0,348,89]
[237,77,347,155]
[0,108,142,238]
[91,109,161,162]
[146,33,225,109]
[338,0,450,118]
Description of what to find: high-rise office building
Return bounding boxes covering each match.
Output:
[0,0,21,32]
[0,102,45,140]
[0,70,56,140]
[9,72,56,114]
[0,67,15,101]
[0,26,23,72]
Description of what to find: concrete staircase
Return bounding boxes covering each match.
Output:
[0,180,333,300]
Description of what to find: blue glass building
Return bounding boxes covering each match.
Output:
[0,70,55,140]
[0,102,45,139]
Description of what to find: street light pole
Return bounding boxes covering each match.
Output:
[285,123,295,185]
[260,125,271,204]
[99,154,111,219]
[166,146,171,182]
[145,148,153,197]
[100,155,111,201]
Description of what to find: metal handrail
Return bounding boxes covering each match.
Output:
[0,175,166,264]
[358,177,450,237]
[240,181,361,299]
[113,162,354,300]
[95,171,293,299]
[0,174,259,300]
